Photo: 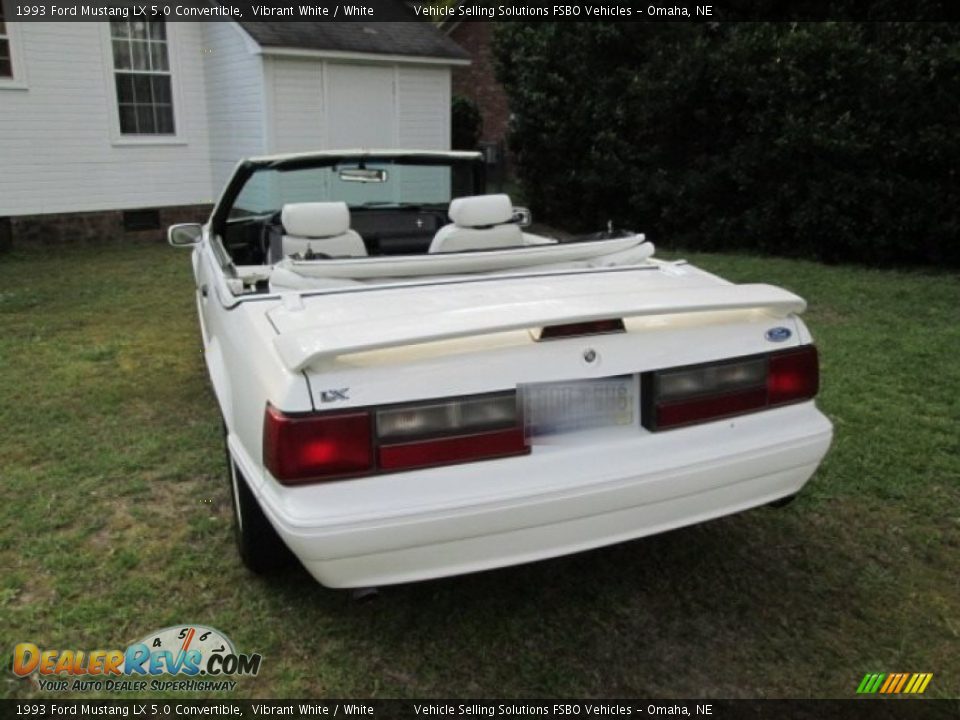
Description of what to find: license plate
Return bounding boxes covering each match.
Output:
[521,375,638,438]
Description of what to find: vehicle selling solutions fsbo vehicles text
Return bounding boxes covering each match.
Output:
[414,4,713,18]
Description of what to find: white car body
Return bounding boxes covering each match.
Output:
[173,150,833,588]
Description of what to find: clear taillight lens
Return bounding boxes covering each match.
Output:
[376,393,519,441]
[656,357,768,401]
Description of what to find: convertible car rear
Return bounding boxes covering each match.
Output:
[169,150,833,588]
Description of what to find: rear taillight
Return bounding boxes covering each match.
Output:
[768,346,820,404]
[263,405,373,485]
[376,394,518,441]
[644,346,819,430]
[375,392,527,471]
[264,392,529,485]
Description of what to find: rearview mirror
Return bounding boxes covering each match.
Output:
[339,168,388,183]
[513,207,532,228]
[168,223,203,247]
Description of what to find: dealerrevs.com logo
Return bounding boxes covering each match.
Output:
[13,625,262,693]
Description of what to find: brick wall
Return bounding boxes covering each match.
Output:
[4,204,213,248]
[448,22,510,147]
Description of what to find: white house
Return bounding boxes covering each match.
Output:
[0,12,468,245]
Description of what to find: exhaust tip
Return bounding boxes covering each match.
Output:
[351,587,380,603]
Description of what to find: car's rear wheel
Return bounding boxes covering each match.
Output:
[768,493,798,509]
[224,429,293,574]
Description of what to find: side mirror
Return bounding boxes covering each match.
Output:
[168,223,203,247]
[513,207,532,228]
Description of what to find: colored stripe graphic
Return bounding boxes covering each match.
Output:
[857,673,885,694]
[894,673,909,693]
[857,672,933,694]
[904,674,920,694]
[879,674,897,693]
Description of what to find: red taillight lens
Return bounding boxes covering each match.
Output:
[379,427,528,471]
[768,346,820,404]
[646,346,820,430]
[655,387,768,428]
[263,405,372,485]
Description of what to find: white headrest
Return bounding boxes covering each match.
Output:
[282,202,350,238]
[449,194,514,228]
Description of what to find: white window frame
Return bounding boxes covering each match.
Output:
[0,11,28,90]
[100,20,186,146]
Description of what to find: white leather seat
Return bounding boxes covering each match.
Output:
[428,194,523,253]
[281,202,367,258]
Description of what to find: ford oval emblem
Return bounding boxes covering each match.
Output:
[765,326,792,342]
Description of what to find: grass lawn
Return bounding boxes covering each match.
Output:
[1,242,957,700]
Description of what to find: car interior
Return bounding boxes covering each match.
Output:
[220,193,549,266]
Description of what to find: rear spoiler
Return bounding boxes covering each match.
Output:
[274,283,806,372]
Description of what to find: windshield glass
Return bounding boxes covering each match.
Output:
[228,157,481,220]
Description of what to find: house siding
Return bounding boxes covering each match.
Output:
[264,58,450,153]
[202,22,267,199]
[265,56,325,152]
[261,59,452,207]
[0,22,214,218]
[397,65,451,150]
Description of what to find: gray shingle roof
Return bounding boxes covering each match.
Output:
[237,15,469,62]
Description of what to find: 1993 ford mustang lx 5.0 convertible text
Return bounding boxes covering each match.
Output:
[169,149,833,588]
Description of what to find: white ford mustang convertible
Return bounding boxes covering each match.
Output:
[169,149,833,588]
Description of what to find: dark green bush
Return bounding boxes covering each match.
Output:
[451,95,483,150]
[493,23,960,267]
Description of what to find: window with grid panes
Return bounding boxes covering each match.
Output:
[110,20,175,135]
[0,6,12,78]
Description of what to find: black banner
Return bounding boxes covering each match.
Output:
[1,700,958,720]
[2,0,958,22]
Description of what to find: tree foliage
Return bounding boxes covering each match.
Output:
[492,22,960,266]
[451,95,483,150]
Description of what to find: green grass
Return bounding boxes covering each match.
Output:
[1,243,957,700]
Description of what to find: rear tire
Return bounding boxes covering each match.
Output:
[225,430,293,574]
[768,494,798,509]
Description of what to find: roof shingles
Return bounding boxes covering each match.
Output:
[238,14,469,61]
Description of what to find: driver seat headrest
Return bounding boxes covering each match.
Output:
[280,202,366,258]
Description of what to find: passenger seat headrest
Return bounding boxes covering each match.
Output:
[448,194,514,228]
[281,202,350,238]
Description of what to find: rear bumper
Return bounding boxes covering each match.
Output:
[239,403,833,588]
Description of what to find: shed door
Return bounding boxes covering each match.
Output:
[326,64,396,148]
